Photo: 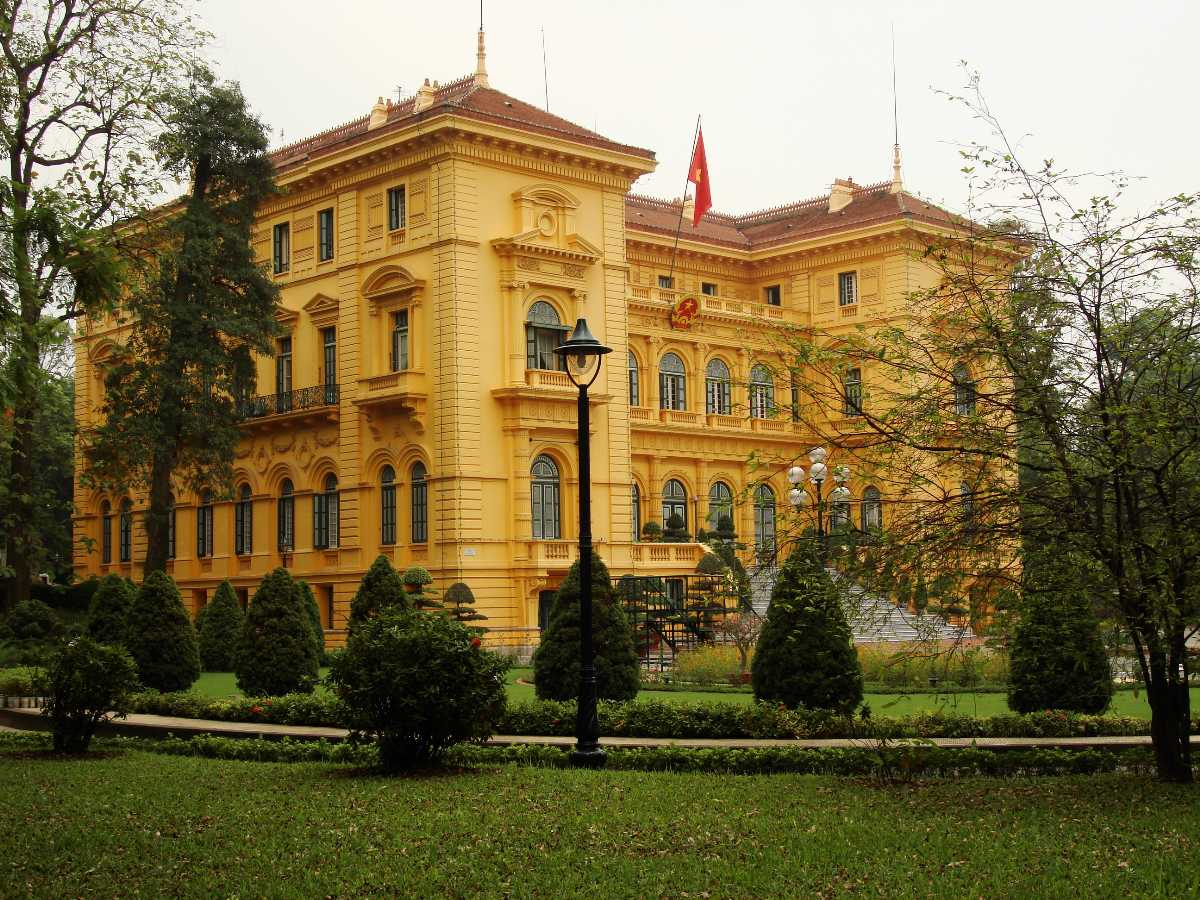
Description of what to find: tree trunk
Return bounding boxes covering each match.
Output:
[142,443,176,575]
[1145,647,1193,784]
[7,284,43,609]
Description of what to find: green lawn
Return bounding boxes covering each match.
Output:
[1,745,1196,897]
[192,667,1195,720]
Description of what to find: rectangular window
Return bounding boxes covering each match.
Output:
[235,499,252,556]
[381,484,397,545]
[839,271,857,306]
[101,513,112,564]
[391,309,409,372]
[119,508,132,563]
[196,505,213,558]
[411,478,428,543]
[276,336,293,413]
[844,368,863,416]
[272,222,290,275]
[764,284,782,306]
[317,208,334,261]
[277,496,295,553]
[321,585,334,630]
[701,282,718,296]
[313,493,327,550]
[387,186,406,231]
[322,327,337,405]
[657,275,674,289]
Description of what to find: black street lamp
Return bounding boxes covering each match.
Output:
[555,317,611,769]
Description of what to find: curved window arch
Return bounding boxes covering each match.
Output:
[754,484,777,562]
[662,478,688,532]
[314,474,340,549]
[750,364,775,419]
[235,484,253,556]
[411,462,428,543]
[167,494,176,561]
[954,363,977,416]
[631,482,642,541]
[659,352,687,411]
[100,500,113,564]
[525,300,567,371]
[627,351,641,407]
[708,481,734,532]
[277,479,295,553]
[531,455,561,540]
[705,358,731,415]
[380,465,397,546]
[118,499,133,563]
[862,485,883,532]
[197,490,214,558]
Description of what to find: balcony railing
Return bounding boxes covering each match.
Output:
[236,384,339,420]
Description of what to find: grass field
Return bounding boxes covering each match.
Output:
[1,744,1196,897]
[192,667,1196,720]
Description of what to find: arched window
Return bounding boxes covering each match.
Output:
[380,465,397,545]
[862,485,883,532]
[411,462,428,543]
[100,501,112,564]
[118,499,133,563]
[197,490,214,558]
[750,364,775,419]
[659,352,686,411]
[754,484,777,562]
[843,367,863,416]
[705,359,731,415]
[167,494,176,561]
[313,474,339,549]
[708,481,733,532]
[525,301,567,371]
[234,484,253,556]
[954,363,977,416]
[628,351,641,406]
[631,483,642,541]
[277,479,295,553]
[531,455,561,540]
[662,479,688,531]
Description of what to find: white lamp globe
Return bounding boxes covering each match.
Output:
[808,446,828,465]
[787,466,806,485]
[789,488,807,507]
[810,461,828,482]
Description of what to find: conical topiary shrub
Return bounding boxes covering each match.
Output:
[1008,591,1113,714]
[197,581,245,672]
[298,580,326,659]
[124,571,201,692]
[402,565,442,611]
[532,552,640,702]
[87,573,136,646]
[445,581,487,625]
[348,555,409,630]
[751,542,863,713]
[236,567,320,696]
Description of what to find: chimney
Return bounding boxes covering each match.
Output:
[829,178,856,213]
[368,96,388,130]
[682,195,696,227]
[414,79,437,112]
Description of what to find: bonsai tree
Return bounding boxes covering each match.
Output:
[663,513,689,543]
[532,552,640,702]
[641,521,663,543]
[348,555,409,630]
[328,609,508,771]
[1009,591,1114,715]
[751,542,863,713]
[235,567,319,696]
[197,581,244,672]
[298,580,326,659]
[696,552,728,576]
[402,566,442,611]
[36,636,139,753]
[124,572,201,692]
[713,514,737,543]
[445,582,487,626]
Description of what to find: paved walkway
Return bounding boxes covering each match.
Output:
[0,707,1187,751]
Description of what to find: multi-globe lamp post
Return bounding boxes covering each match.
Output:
[787,447,850,561]
[555,317,611,769]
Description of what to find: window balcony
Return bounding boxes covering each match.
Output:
[236,385,339,428]
[353,370,428,426]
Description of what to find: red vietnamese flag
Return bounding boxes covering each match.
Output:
[688,126,711,227]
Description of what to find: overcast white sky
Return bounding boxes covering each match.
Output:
[201,0,1197,217]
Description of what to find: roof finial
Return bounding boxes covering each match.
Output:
[889,23,903,194]
[474,8,489,87]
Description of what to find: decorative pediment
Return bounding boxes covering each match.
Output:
[303,292,340,327]
[362,265,425,301]
[275,306,300,329]
[493,181,601,271]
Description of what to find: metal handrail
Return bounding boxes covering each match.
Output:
[236,384,339,419]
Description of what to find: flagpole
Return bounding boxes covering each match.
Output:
[667,114,702,288]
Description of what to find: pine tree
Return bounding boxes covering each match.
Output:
[124,571,201,692]
[298,580,326,660]
[751,543,863,713]
[87,574,136,646]
[402,566,442,611]
[348,555,409,630]
[235,568,319,696]
[532,553,640,702]
[197,581,244,672]
[445,582,487,625]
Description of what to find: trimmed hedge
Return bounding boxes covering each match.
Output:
[236,568,319,696]
[87,574,135,646]
[125,572,200,693]
[197,582,244,672]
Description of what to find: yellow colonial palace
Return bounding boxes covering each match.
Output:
[73,35,958,648]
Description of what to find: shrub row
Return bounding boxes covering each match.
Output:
[0,731,1158,778]
[643,680,1014,696]
[124,691,1197,740]
[0,666,38,695]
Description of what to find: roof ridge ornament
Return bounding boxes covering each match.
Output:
[475,28,489,87]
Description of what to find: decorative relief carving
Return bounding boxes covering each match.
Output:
[271,434,295,454]
[518,257,540,272]
[315,429,338,448]
[254,445,270,474]
[562,263,584,278]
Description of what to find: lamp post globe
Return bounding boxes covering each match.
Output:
[787,465,806,486]
[554,318,611,769]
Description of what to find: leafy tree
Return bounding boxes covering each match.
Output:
[125,571,200,692]
[1,598,59,642]
[751,543,863,714]
[402,566,441,611]
[298,580,326,659]
[532,552,640,702]
[36,636,140,753]
[328,610,508,771]
[696,552,727,576]
[348,555,409,630]
[197,581,244,672]
[0,0,202,606]
[82,69,280,575]
[235,568,318,696]
[445,582,487,625]
[87,574,136,646]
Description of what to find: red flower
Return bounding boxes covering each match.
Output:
[249,705,263,715]
[471,637,482,649]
